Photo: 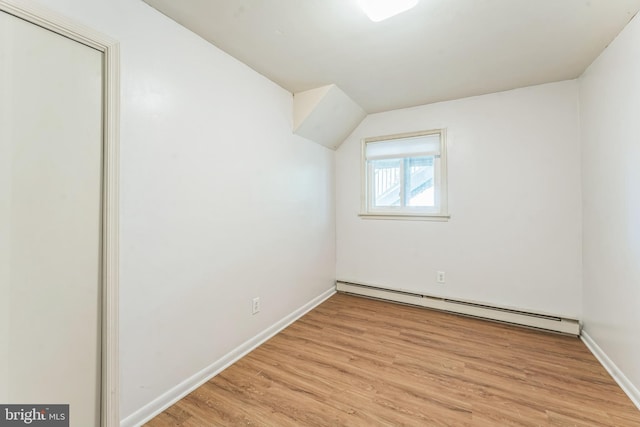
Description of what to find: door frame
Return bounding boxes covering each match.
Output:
[0,1,120,425]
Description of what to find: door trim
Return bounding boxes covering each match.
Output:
[0,1,120,426]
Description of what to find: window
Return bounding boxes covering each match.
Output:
[361,129,448,220]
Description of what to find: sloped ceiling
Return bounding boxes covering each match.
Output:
[144,0,640,113]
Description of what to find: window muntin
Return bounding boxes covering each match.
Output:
[362,130,447,218]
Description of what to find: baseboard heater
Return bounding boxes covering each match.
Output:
[336,281,581,336]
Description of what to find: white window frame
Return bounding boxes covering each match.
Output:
[360,129,449,221]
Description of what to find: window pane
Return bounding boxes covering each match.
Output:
[372,158,401,207]
[362,129,446,217]
[407,156,435,207]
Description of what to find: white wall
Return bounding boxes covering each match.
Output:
[579,13,640,400]
[336,81,582,318]
[0,16,10,399]
[0,150,8,402]
[29,0,335,421]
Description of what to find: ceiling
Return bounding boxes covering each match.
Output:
[144,0,640,113]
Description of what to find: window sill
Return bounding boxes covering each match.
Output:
[358,212,450,221]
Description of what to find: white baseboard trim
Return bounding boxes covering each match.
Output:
[120,287,336,427]
[581,330,640,411]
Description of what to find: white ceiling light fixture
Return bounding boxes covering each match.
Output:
[357,0,419,22]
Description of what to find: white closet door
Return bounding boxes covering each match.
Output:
[0,10,103,427]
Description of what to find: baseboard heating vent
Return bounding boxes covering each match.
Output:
[336,281,580,336]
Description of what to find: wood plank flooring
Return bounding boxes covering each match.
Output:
[146,293,640,426]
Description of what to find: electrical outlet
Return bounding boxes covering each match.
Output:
[252,297,260,315]
[437,271,446,284]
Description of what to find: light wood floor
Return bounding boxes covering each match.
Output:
[146,293,640,426]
